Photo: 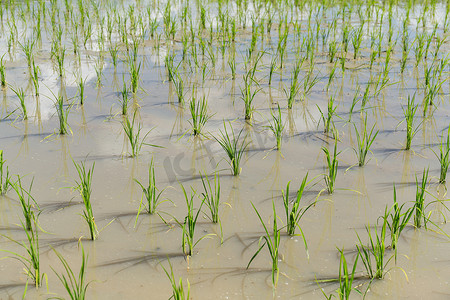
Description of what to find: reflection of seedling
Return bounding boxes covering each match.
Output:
[214,122,248,176]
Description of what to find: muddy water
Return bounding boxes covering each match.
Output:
[1,0,450,299]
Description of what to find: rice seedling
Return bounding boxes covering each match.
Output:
[54,46,66,78]
[135,158,166,217]
[414,168,429,229]
[266,104,285,150]
[173,72,185,105]
[78,76,86,105]
[318,96,337,134]
[268,56,278,86]
[322,140,339,194]
[286,61,301,109]
[2,212,45,288]
[122,111,158,158]
[386,185,413,258]
[281,174,315,256]
[19,39,35,68]
[162,260,190,300]
[11,176,39,231]
[240,70,260,121]
[52,241,90,300]
[128,59,141,94]
[336,248,360,300]
[73,160,97,241]
[180,184,206,257]
[352,25,364,59]
[109,44,118,69]
[247,202,281,288]
[189,94,210,136]
[10,86,27,120]
[0,150,12,195]
[353,115,379,166]
[356,217,392,279]
[434,126,450,184]
[54,93,72,135]
[0,54,6,88]
[119,81,130,116]
[200,172,222,242]
[31,60,39,97]
[214,122,248,176]
[403,94,419,150]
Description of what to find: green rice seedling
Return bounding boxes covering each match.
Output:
[268,55,278,86]
[348,86,361,122]
[54,47,66,77]
[353,115,379,166]
[336,248,360,300]
[78,77,86,105]
[162,260,190,300]
[228,54,236,80]
[11,176,39,231]
[73,160,97,241]
[247,202,281,288]
[286,70,301,110]
[109,44,118,69]
[403,94,419,150]
[281,174,315,254]
[173,72,185,104]
[318,96,337,134]
[414,168,429,228]
[119,81,130,116]
[326,61,338,92]
[189,94,210,136]
[10,86,27,120]
[303,66,320,97]
[2,212,45,288]
[267,104,285,150]
[0,150,12,195]
[129,60,141,94]
[180,184,206,257]
[31,60,39,97]
[19,39,35,68]
[200,172,222,242]
[52,241,90,300]
[122,112,158,158]
[387,185,413,258]
[214,122,248,176]
[352,26,364,59]
[240,71,260,121]
[356,219,391,279]
[55,93,72,135]
[328,40,337,63]
[135,158,166,216]
[322,140,339,194]
[0,54,6,88]
[434,126,450,184]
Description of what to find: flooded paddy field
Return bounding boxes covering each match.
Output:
[1,0,450,299]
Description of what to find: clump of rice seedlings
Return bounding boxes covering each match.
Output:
[165,54,176,82]
[318,96,337,134]
[326,61,338,92]
[10,86,27,120]
[78,77,86,105]
[19,39,35,68]
[268,56,278,86]
[328,40,338,63]
[282,174,315,255]
[135,158,166,216]
[180,184,206,257]
[189,94,210,136]
[55,93,72,135]
[31,60,39,97]
[352,26,364,59]
[109,44,118,69]
[52,241,90,300]
[434,126,450,184]
[286,62,301,109]
[200,172,222,242]
[173,72,185,104]
[386,185,413,258]
[240,70,260,121]
[162,260,190,300]
[302,65,320,97]
[119,81,130,115]
[0,150,12,195]
[348,86,360,122]
[247,202,281,288]
[54,46,66,77]
[0,54,6,88]
[353,115,379,166]
[11,176,39,231]
[414,168,429,229]
[403,94,419,150]
[73,160,97,241]
[266,104,285,150]
[214,123,248,176]
[322,140,339,194]
[2,212,45,288]
[122,112,158,158]
[128,58,141,94]
[334,248,360,300]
